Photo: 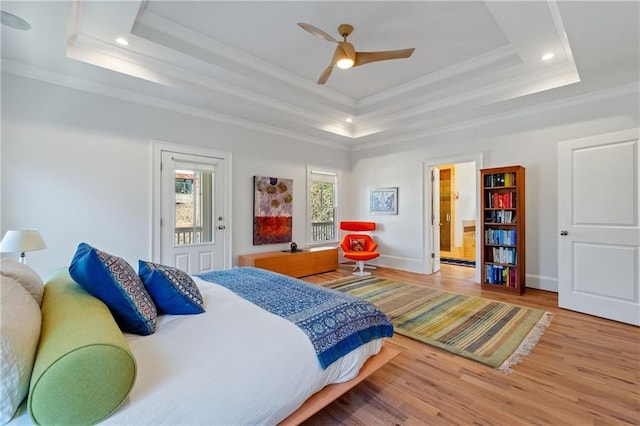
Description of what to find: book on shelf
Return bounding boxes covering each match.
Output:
[484,264,518,287]
[484,172,517,188]
[486,192,516,208]
[504,172,515,187]
[485,210,517,223]
[484,228,517,245]
[491,247,517,265]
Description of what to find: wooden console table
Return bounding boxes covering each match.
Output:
[238,246,338,278]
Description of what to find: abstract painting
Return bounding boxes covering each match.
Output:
[253,176,293,245]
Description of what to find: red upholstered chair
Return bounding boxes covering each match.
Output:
[339,222,380,276]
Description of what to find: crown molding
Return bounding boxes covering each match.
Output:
[1,60,350,151]
[353,60,580,138]
[350,82,639,151]
[3,60,635,154]
[64,25,580,143]
[357,45,520,110]
[7,0,629,153]
[57,0,584,144]
[67,33,357,138]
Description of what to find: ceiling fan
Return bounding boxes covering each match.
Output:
[298,22,415,85]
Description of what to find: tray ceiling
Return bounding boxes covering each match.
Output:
[1,1,638,150]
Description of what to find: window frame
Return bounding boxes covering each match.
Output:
[306,164,341,246]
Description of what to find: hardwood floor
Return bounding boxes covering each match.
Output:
[300,265,640,425]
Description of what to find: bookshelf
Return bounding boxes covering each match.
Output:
[480,166,526,295]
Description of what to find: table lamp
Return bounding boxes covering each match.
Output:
[0,229,47,263]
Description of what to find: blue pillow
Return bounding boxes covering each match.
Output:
[69,243,157,335]
[138,260,205,315]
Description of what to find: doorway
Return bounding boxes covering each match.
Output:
[152,141,232,273]
[438,165,455,253]
[424,153,482,282]
[437,164,476,264]
[438,165,454,255]
[160,151,225,273]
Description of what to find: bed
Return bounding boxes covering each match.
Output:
[1,252,397,426]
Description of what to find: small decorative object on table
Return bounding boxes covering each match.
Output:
[290,242,298,253]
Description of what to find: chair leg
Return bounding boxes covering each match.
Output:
[352,260,371,276]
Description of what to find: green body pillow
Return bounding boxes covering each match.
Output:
[28,268,137,425]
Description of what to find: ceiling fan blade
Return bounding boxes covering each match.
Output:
[297,22,338,43]
[354,48,415,67]
[317,45,345,85]
[317,65,334,85]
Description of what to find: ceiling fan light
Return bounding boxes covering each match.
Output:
[336,58,354,69]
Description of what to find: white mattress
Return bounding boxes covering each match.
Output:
[10,277,383,425]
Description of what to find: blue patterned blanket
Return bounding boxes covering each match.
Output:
[196,267,393,369]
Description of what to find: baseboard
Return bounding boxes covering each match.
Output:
[366,255,426,274]
[525,274,558,293]
[342,256,557,293]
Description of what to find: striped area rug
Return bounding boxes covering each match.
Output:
[322,276,553,373]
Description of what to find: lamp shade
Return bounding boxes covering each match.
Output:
[0,229,47,253]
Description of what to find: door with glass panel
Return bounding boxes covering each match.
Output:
[160,151,226,274]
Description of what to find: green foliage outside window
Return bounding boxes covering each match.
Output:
[311,182,335,223]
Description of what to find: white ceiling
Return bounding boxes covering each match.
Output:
[1,1,638,150]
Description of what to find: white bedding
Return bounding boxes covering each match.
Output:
[11,277,383,425]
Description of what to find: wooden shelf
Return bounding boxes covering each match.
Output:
[480,166,526,295]
[238,246,338,278]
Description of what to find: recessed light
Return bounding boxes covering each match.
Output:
[1,11,31,31]
[346,117,353,123]
[542,52,554,61]
[115,37,130,46]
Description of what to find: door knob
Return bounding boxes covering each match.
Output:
[560,230,568,236]
[218,225,226,230]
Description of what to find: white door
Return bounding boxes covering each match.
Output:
[431,167,441,273]
[161,151,226,274]
[558,128,640,326]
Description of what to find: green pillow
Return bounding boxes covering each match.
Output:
[28,268,137,425]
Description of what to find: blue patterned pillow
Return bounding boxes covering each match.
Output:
[138,261,205,315]
[69,243,157,335]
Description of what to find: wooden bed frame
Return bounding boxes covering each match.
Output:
[279,345,401,425]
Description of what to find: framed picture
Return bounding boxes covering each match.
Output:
[369,187,398,215]
[253,176,293,245]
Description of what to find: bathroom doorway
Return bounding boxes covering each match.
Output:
[424,152,482,281]
[437,162,477,266]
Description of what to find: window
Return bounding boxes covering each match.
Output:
[307,165,340,244]
[173,163,214,246]
[175,175,193,194]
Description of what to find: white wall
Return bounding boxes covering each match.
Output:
[2,73,638,293]
[1,74,350,277]
[349,88,639,291]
